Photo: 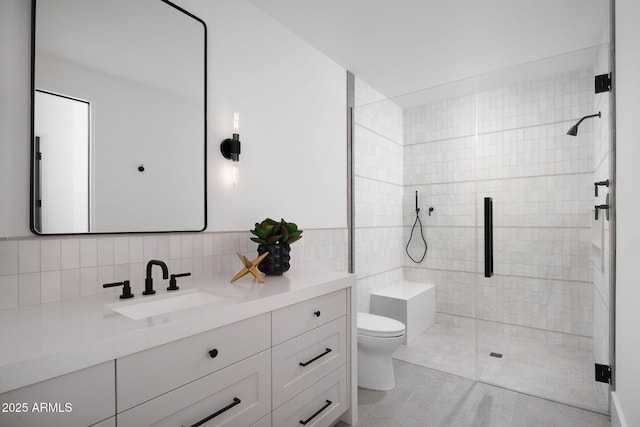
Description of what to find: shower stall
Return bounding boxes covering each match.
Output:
[352,44,613,413]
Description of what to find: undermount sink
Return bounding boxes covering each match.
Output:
[107,289,228,320]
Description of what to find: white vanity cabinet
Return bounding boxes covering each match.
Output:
[116,288,352,427]
[116,313,271,411]
[0,361,115,427]
[117,350,272,427]
[0,272,355,427]
[116,314,272,426]
[272,289,349,427]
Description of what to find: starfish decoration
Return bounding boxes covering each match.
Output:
[230,251,269,283]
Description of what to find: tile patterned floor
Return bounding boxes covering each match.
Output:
[392,322,609,414]
[337,359,610,427]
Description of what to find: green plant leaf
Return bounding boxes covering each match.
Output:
[286,222,298,233]
[267,234,282,245]
[250,237,267,244]
[288,235,302,244]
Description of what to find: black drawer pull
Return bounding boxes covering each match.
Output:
[299,400,332,425]
[208,349,218,358]
[314,310,321,317]
[189,397,241,427]
[299,348,332,367]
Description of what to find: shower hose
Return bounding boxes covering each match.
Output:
[406,192,428,263]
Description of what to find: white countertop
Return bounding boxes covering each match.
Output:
[0,269,355,394]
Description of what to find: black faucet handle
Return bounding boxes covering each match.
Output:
[103,280,134,299]
[168,272,191,291]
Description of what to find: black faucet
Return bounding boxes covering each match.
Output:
[144,260,168,295]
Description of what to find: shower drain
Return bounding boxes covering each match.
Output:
[490,352,503,358]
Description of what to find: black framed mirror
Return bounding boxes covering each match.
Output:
[30,0,207,235]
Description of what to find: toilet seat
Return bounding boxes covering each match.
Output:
[357,312,405,338]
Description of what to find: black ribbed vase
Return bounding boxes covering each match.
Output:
[257,243,291,276]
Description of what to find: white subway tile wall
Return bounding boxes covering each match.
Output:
[402,66,597,337]
[353,77,405,312]
[0,228,347,308]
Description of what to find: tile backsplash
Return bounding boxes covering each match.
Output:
[0,228,348,309]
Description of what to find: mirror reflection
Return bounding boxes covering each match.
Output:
[31,0,206,234]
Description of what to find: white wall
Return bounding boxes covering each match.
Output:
[613,0,640,425]
[0,0,348,307]
[176,0,346,232]
[0,0,31,237]
[0,0,346,237]
[36,53,204,232]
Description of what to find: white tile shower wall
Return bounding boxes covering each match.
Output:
[356,268,403,313]
[404,266,476,318]
[353,77,404,311]
[403,67,595,337]
[354,177,403,228]
[476,69,594,133]
[0,228,347,309]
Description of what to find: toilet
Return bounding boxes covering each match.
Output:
[357,312,406,391]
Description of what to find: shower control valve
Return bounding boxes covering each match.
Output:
[594,179,610,197]
[594,194,610,221]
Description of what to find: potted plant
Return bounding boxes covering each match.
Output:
[250,218,303,276]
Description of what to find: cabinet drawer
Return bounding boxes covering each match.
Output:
[272,317,346,409]
[117,349,271,427]
[0,361,115,427]
[251,414,271,427]
[272,289,346,345]
[272,364,347,427]
[90,417,115,427]
[117,312,270,411]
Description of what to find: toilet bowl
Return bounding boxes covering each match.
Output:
[357,312,406,391]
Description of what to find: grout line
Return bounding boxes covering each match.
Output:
[474,316,593,339]
[404,170,594,187]
[353,122,403,147]
[404,266,592,285]
[476,379,610,416]
[354,174,403,187]
[403,117,591,147]
[356,267,403,281]
[400,224,592,230]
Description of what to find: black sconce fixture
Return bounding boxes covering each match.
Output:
[220,111,241,161]
[220,133,241,161]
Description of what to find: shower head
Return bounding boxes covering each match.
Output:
[566,112,601,136]
[566,124,579,136]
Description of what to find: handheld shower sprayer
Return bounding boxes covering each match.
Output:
[406,191,428,263]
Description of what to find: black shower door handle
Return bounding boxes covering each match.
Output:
[484,197,493,278]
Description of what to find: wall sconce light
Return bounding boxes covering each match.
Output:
[221,112,240,185]
[220,112,241,161]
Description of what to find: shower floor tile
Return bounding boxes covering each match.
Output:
[393,322,476,379]
[392,321,609,414]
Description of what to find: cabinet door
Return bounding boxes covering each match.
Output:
[0,361,115,427]
[272,317,347,408]
[117,312,270,411]
[117,350,271,427]
[272,365,347,427]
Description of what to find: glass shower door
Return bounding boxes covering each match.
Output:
[394,76,480,380]
[474,45,612,413]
